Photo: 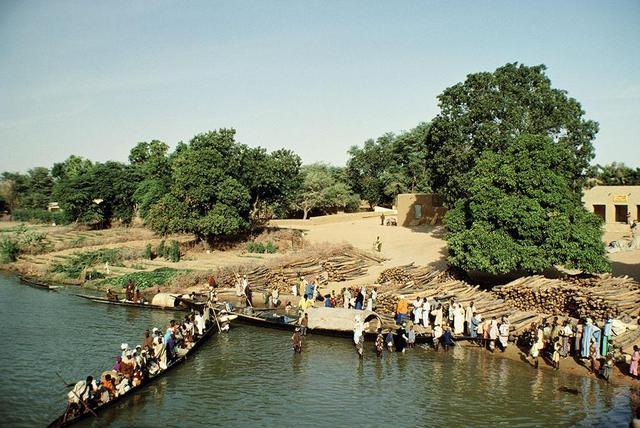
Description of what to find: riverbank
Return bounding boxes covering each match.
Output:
[458,341,640,388]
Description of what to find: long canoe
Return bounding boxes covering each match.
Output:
[47,317,222,428]
[233,310,466,344]
[19,275,61,291]
[74,294,189,312]
[234,311,388,341]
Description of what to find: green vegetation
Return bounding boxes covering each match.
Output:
[0,238,19,263]
[101,267,187,289]
[587,162,640,186]
[52,248,125,278]
[143,243,153,260]
[426,63,598,206]
[156,240,166,258]
[10,208,71,225]
[246,241,278,254]
[347,122,431,208]
[446,135,610,274]
[145,129,302,244]
[0,62,618,277]
[167,240,181,262]
[293,163,360,219]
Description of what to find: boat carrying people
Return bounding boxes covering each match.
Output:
[48,301,235,428]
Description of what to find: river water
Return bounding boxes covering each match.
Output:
[0,272,634,427]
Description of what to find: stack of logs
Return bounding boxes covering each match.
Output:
[493,275,640,322]
[213,249,384,294]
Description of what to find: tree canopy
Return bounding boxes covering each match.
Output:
[145,129,302,244]
[294,163,360,219]
[347,122,431,207]
[426,63,599,205]
[587,162,640,186]
[445,134,610,275]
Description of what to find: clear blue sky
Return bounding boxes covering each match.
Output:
[1,0,639,172]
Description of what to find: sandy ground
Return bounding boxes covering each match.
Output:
[273,214,640,282]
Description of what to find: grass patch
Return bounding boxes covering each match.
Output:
[51,248,126,278]
[100,267,188,290]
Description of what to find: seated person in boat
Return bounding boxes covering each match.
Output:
[119,351,135,379]
[101,373,117,399]
[133,288,144,304]
[106,288,119,302]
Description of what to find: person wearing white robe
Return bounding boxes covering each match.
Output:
[498,318,509,351]
[154,336,167,370]
[422,302,430,328]
[412,298,423,325]
[235,275,243,297]
[465,302,475,335]
[431,305,443,327]
[453,304,465,335]
[194,313,205,335]
[371,288,377,309]
[353,316,365,357]
[366,292,373,311]
[488,318,499,351]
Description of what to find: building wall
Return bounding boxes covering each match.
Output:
[583,186,640,223]
[396,193,446,227]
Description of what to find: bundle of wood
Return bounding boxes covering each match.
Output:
[377,265,414,285]
[376,294,399,316]
[492,275,638,321]
[213,249,383,294]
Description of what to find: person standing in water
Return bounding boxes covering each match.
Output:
[375,329,385,357]
[292,328,302,353]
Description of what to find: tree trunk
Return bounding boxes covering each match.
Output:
[303,208,310,220]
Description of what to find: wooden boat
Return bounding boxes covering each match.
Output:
[234,307,386,341]
[18,275,62,291]
[47,315,223,428]
[74,294,189,312]
[233,307,458,344]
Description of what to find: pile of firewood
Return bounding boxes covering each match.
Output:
[492,275,640,321]
[212,249,383,294]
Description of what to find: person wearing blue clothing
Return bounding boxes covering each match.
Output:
[304,279,314,300]
[442,326,455,351]
[324,295,332,307]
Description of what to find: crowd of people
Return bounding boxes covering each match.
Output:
[520,317,617,379]
[63,298,221,422]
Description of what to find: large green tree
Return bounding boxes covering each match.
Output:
[587,162,640,186]
[347,123,431,208]
[426,63,599,205]
[146,129,301,244]
[445,134,610,275]
[129,141,172,221]
[294,163,360,219]
[52,160,141,227]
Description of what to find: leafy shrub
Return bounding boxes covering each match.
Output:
[168,240,181,262]
[85,270,106,280]
[11,208,72,225]
[100,267,186,289]
[265,241,278,254]
[246,241,266,253]
[52,248,124,278]
[0,238,19,263]
[156,240,166,258]
[143,243,153,260]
